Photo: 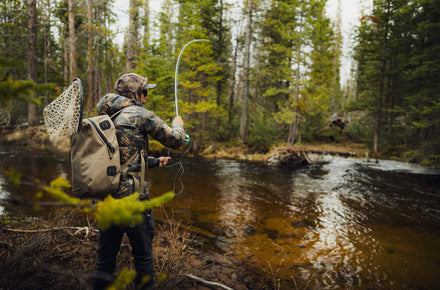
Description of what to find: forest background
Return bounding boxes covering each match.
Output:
[1,0,439,166]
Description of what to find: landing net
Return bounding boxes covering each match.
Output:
[43,78,83,143]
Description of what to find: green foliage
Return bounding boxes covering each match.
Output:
[94,191,175,230]
[256,0,339,145]
[107,268,137,290]
[41,177,81,205]
[135,47,175,121]
[0,0,28,79]
[246,109,282,153]
[353,0,440,158]
[0,74,38,105]
[173,0,229,147]
[40,177,175,231]
[3,167,22,187]
[2,0,438,161]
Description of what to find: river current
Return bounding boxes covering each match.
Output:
[1,145,439,288]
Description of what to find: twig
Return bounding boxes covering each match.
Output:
[303,152,312,164]
[3,226,97,237]
[185,274,234,290]
[0,198,94,209]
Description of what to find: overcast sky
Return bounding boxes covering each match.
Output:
[326,0,373,83]
[112,0,373,84]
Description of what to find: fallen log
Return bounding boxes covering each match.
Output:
[267,147,311,168]
[267,146,358,168]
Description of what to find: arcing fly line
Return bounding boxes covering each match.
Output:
[163,38,330,196]
[165,39,210,196]
[174,39,210,116]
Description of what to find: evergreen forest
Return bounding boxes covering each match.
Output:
[1,0,439,165]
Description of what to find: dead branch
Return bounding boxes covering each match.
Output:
[304,152,312,164]
[1,198,94,209]
[186,274,234,290]
[3,226,97,237]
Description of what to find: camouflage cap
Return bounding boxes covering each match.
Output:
[114,73,156,103]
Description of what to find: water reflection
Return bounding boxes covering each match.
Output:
[0,145,70,214]
[214,160,257,247]
[0,175,6,215]
[296,160,371,286]
[153,156,440,288]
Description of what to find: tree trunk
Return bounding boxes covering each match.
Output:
[87,0,95,113]
[287,116,297,146]
[228,34,239,124]
[240,0,252,143]
[215,0,224,108]
[69,0,77,81]
[287,9,304,146]
[144,0,150,48]
[27,0,39,126]
[43,0,50,85]
[95,3,103,100]
[126,0,139,72]
[64,23,68,81]
[374,0,390,154]
[332,0,342,88]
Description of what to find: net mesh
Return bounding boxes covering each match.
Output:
[43,79,83,143]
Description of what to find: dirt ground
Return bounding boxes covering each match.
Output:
[0,208,270,290]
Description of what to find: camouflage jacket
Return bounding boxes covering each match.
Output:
[97,93,185,198]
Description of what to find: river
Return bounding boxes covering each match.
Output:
[1,144,440,288]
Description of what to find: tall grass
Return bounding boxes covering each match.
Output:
[153,207,193,287]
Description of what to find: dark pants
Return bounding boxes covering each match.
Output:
[93,210,155,290]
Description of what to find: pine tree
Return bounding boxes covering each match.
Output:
[256,0,299,147]
[403,0,440,159]
[174,0,223,148]
[353,0,440,161]
[304,0,337,139]
[135,0,177,121]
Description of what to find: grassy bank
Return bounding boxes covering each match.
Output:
[2,124,431,166]
[198,141,370,162]
[0,207,256,289]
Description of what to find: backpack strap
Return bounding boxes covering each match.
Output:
[110,108,146,195]
[122,150,145,195]
[110,109,124,119]
[139,149,146,195]
[110,107,134,178]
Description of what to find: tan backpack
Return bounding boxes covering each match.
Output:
[70,111,136,199]
[43,78,141,199]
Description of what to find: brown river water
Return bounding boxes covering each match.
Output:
[1,145,440,288]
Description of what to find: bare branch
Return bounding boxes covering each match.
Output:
[185,274,234,290]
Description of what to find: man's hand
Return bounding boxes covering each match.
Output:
[159,157,171,167]
[173,116,184,126]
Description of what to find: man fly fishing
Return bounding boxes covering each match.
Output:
[93,73,186,289]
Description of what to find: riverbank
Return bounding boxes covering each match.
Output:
[4,123,439,168]
[0,126,369,289]
[0,207,284,289]
[2,127,439,289]
[0,124,369,163]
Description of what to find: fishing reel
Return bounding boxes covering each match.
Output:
[185,134,190,144]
